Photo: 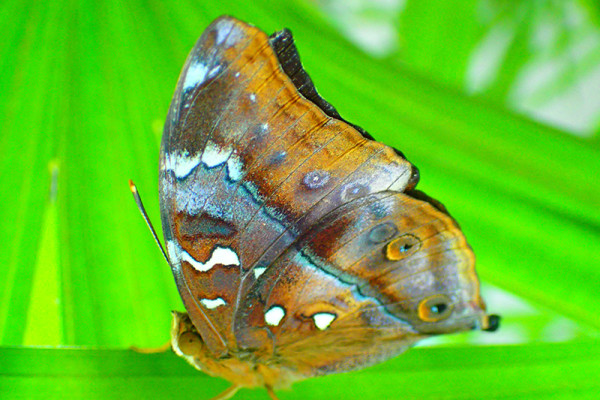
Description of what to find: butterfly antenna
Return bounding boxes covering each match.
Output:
[129,180,169,263]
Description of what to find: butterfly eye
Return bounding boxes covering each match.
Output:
[177,331,204,356]
[385,234,420,261]
[417,295,453,322]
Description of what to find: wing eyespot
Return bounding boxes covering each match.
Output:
[340,182,369,202]
[417,294,453,322]
[368,222,398,244]
[302,170,330,189]
[385,234,420,261]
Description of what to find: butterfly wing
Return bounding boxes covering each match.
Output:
[159,17,418,357]
[234,191,486,376]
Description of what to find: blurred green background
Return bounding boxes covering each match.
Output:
[1,0,599,398]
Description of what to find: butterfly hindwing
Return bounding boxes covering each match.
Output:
[234,191,485,376]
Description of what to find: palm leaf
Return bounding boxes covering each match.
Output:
[1,342,599,399]
[0,0,598,398]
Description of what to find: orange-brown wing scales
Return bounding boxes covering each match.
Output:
[234,224,421,376]
[296,192,483,334]
[159,16,419,357]
[233,191,484,375]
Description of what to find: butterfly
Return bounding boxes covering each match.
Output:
[147,15,499,400]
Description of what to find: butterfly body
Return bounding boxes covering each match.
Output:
[171,311,303,390]
[158,16,498,397]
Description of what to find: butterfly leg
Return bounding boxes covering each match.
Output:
[130,341,171,354]
[209,385,240,400]
[265,385,280,400]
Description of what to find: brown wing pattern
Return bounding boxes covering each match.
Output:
[159,17,493,386]
[159,16,420,357]
[234,191,486,376]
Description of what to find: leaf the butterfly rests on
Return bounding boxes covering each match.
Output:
[157,16,499,399]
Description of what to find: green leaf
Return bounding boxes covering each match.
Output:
[395,0,600,137]
[1,0,599,399]
[1,343,599,399]
[0,0,598,355]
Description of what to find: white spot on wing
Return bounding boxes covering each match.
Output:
[224,28,242,47]
[208,65,221,79]
[253,267,266,279]
[249,93,256,102]
[265,306,285,326]
[183,62,209,91]
[313,313,336,330]
[216,24,229,45]
[202,140,233,168]
[214,19,241,47]
[200,297,226,309]
[182,246,240,272]
[226,154,243,181]
[165,151,201,179]
[166,240,180,264]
